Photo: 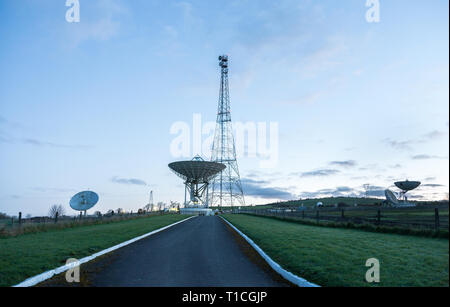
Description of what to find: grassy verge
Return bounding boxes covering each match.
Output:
[223,214,449,287]
[0,214,190,287]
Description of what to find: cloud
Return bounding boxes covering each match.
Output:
[22,138,91,149]
[111,177,147,186]
[329,160,357,168]
[299,186,364,199]
[335,186,353,192]
[241,178,296,200]
[421,130,445,140]
[407,194,425,200]
[421,184,445,188]
[389,164,402,169]
[299,169,340,178]
[384,130,447,151]
[66,0,127,47]
[0,134,91,149]
[365,189,387,198]
[411,154,447,160]
[383,138,415,151]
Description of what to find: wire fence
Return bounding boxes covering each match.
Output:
[235,204,449,231]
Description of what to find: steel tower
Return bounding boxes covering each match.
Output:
[209,55,245,208]
[149,190,154,211]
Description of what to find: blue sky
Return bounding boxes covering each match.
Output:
[0,0,448,216]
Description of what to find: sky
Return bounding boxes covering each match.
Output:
[0,0,448,216]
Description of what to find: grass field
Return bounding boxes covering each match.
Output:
[0,214,189,287]
[223,214,449,287]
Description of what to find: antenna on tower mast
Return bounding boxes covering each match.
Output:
[209,55,245,208]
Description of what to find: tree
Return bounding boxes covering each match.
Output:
[94,211,102,217]
[48,204,65,218]
[143,203,151,212]
[170,201,180,208]
[157,202,166,211]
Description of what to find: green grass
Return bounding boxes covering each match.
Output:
[223,214,449,287]
[0,214,189,287]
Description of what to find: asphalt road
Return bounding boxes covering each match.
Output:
[73,216,289,287]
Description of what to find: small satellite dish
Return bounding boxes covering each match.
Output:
[385,189,399,205]
[70,191,99,212]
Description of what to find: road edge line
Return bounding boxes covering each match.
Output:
[220,216,320,287]
[13,215,197,287]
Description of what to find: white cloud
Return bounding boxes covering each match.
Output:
[65,0,128,47]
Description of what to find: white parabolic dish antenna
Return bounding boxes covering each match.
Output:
[384,189,399,205]
[169,156,226,208]
[70,191,99,212]
[394,180,421,192]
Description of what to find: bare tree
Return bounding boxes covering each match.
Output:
[157,202,166,211]
[143,203,151,212]
[48,204,65,218]
[170,201,180,208]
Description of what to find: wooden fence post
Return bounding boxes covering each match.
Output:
[55,212,58,223]
[302,210,305,219]
[377,209,381,225]
[435,208,440,231]
[18,212,22,226]
[341,209,345,219]
[316,210,319,222]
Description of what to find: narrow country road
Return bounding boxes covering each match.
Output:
[42,216,289,287]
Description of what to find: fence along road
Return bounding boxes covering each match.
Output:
[40,216,290,287]
[238,204,449,231]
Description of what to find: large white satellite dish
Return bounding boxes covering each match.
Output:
[394,180,421,192]
[70,191,99,213]
[169,156,225,208]
[394,180,421,202]
[385,189,399,205]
